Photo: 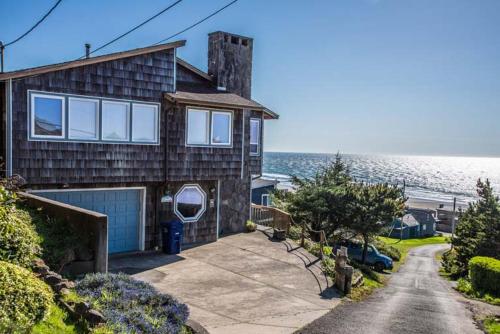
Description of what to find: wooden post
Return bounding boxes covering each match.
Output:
[319,232,324,260]
[300,223,305,247]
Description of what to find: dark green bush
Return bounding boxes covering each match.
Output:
[469,256,500,296]
[24,206,86,271]
[0,261,53,332]
[0,204,41,267]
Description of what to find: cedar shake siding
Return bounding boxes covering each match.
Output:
[10,49,175,185]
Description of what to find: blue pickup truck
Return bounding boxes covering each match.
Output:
[335,240,393,272]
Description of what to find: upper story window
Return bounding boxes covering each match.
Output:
[68,97,99,140]
[186,107,232,147]
[250,118,261,156]
[102,101,130,142]
[31,93,65,139]
[28,91,159,144]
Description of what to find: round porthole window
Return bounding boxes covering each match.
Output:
[174,184,207,222]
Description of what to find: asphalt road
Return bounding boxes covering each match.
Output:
[296,244,482,334]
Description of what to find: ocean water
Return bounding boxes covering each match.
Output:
[263,152,500,204]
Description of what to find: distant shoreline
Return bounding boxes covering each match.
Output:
[407,197,470,211]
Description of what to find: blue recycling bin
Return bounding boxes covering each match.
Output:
[160,220,183,254]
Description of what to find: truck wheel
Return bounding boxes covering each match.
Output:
[374,262,385,272]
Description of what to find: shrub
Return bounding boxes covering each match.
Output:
[373,240,401,261]
[456,277,474,295]
[76,273,189,334]
[0,204,41,267]
[321,257,335,279]
[245,220,257,232]
[0,261,53,332]
[288,225,302,240]
[469,256,500,296]
[26,206,87,272]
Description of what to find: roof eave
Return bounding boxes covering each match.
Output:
[0,40,186,81]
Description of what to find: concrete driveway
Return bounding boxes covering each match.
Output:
[297,244,483,334]
[110,228,340,334]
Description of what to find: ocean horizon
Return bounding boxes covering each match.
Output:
[262,152,500,205]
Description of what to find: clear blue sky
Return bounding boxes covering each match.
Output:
[2,0,500,157]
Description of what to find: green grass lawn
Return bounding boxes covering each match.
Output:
[31,303,81,334]
[378,236,449,270]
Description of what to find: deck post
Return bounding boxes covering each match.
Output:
[300,223,305,247]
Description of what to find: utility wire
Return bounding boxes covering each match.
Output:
[3,0,63,47]
[84,0,184,58]
[154,0,239,45]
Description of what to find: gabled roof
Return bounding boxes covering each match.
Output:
[165,83,279,119]
[176,57,213,82]
[0,40,186,81]
[252,177,279,189]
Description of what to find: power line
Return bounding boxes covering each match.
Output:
[154,0,239,45]
[3,0,64,47]
[84,0,184,58]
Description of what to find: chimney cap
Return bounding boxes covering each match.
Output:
[209,31,253,42]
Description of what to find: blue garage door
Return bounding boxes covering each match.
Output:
[34,189,141,254]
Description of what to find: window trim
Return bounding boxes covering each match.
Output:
[68,97,100,140]
[250,118,261,156]
[186,108,210,146]
[27,90,160,145]
[30,93,66,139]
[174,184,207,223]
[131,103,159,143]
[185,106,233,148]
[210,110,233,146]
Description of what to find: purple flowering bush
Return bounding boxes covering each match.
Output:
[76,273,189,333]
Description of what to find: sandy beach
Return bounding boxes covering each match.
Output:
[407,197,470,212]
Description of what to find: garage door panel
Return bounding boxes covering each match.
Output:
[33,189,141,254]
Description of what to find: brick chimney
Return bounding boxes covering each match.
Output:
[208,31,253,99]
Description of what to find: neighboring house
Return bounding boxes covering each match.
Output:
[390,208,436,239]
[251,178,278,206]
[0,31,278,255]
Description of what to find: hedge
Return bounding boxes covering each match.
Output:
[0,261,53,332]
[469,256,500,295]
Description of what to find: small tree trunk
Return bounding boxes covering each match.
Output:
[362,234,369,264]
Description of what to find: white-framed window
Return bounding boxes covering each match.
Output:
[186,108,209,145]
[186,107,233,147]
[28,91,160,145]
[211,111,232,145]
[250,118,261,156]
[174,184,207,222]
[68,97,99,140]
[132,103,159,143]
[262,194,270,206]
[31,93,65,139]
[101,101,130,142]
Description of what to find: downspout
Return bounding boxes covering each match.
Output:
[6,79,12,177]
[240,109,245,179]
[217,179,220,240]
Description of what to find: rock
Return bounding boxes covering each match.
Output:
[58,288,71,296]
[44,273,63,286]
[53,280,75,292]
[32,259,50,275]
[74,301,91,316]
[84,309,105,325]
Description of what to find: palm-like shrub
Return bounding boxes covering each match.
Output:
[0,261,53,332]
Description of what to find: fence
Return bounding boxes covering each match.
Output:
[251,204,292,234]
[19,192,108,273]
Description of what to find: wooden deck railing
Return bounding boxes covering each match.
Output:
[251,204,292,233]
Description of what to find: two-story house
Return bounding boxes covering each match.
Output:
[0,31,278,255]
